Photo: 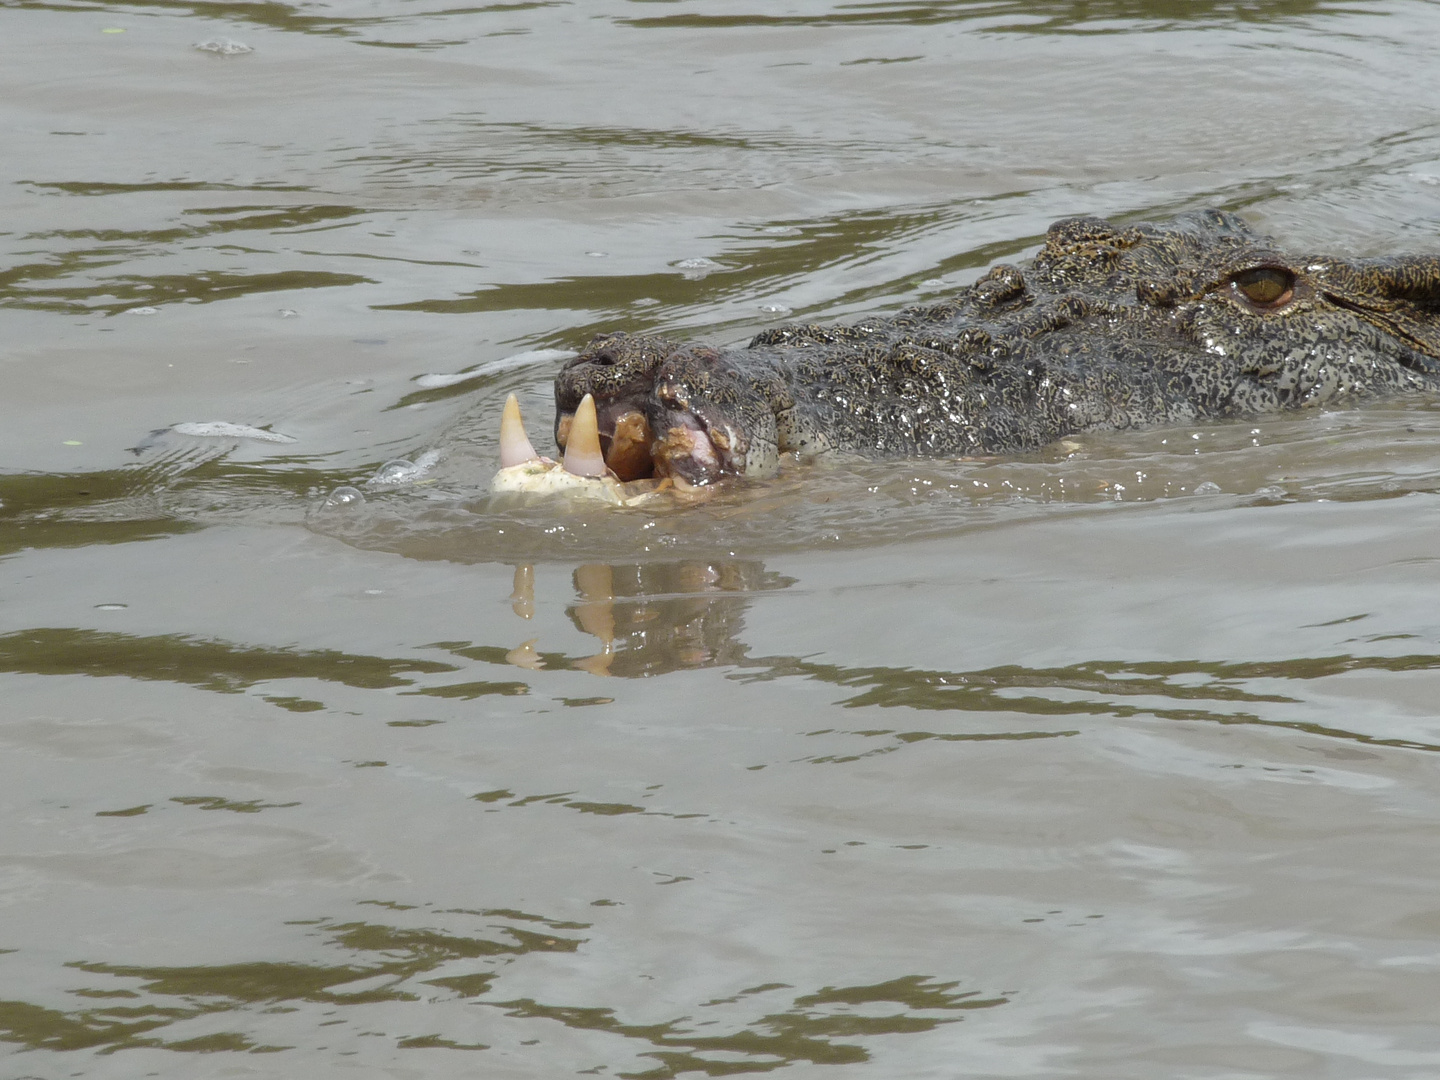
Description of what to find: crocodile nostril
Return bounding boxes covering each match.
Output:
[591,349,620,367]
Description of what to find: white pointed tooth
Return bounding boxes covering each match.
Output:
[563,394,607,477]
[499,393,541,467]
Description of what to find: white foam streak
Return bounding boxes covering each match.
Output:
[416,348,577,389]
[171,422,296,443]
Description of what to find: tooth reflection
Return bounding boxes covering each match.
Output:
[499,560,781,678]
[571,563,615,676]
[563,561,774,677]
[510,564,535,620]
[505,638,544,671]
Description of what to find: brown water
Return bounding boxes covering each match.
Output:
[6,1,1440,1076]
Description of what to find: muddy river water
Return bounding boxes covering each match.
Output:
[5,1,1440,1076]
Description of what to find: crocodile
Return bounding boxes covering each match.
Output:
[497,209,1440,492]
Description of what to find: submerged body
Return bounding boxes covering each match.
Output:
[547,210,1440,487]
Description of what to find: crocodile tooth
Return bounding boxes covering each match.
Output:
[563,393,607,477]
[500,393,541,467]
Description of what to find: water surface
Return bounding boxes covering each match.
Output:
[4,1,1440,1076]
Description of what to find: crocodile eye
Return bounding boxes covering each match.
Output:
[1231,267,1296,309]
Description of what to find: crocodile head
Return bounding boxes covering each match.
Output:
[550,211,1440,487]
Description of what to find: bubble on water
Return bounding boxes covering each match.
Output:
[195,39,253,55]
[94,603,128,611]
[762,225,800,235]
[125,306,159,315]
[920,278,946,289]
[758,303,792,316]
[372,460,417,484]
[585,251,608,257]
[278,308,298,318]
[368,450,440,486]
[674,257,722,279]
[324,486,365,508]
[1194,481,1222,495]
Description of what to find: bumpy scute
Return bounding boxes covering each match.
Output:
[553,210,1440,484]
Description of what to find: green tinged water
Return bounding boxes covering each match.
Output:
[4,1,1440,1076]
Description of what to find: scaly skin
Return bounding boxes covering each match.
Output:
[553,210,1440,485]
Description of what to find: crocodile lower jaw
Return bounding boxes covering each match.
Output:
[491,392,685,506]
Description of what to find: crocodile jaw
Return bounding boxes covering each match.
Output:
[491,393,671,506]
[491,458,627,503]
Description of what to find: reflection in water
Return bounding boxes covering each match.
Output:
[747,654,1440,752]
[560,561,755,677]
[4,201,373,315]
[618,0,1342,32]
[0,466,203,557]
[0,515,198,558]
[0,909,587,1054]
[2,560,1435,753]
[0,902,1004,1070]
[11,0,568,42]
[571,562,617,675]
[378,202,967,340]
[491,559,796,679]
[466,557,1440,754]
[166,795,302,813]
[6,0,1347,43]
[0,455,367,560]
[495,975,1005,1077]
[0,627,456,695]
